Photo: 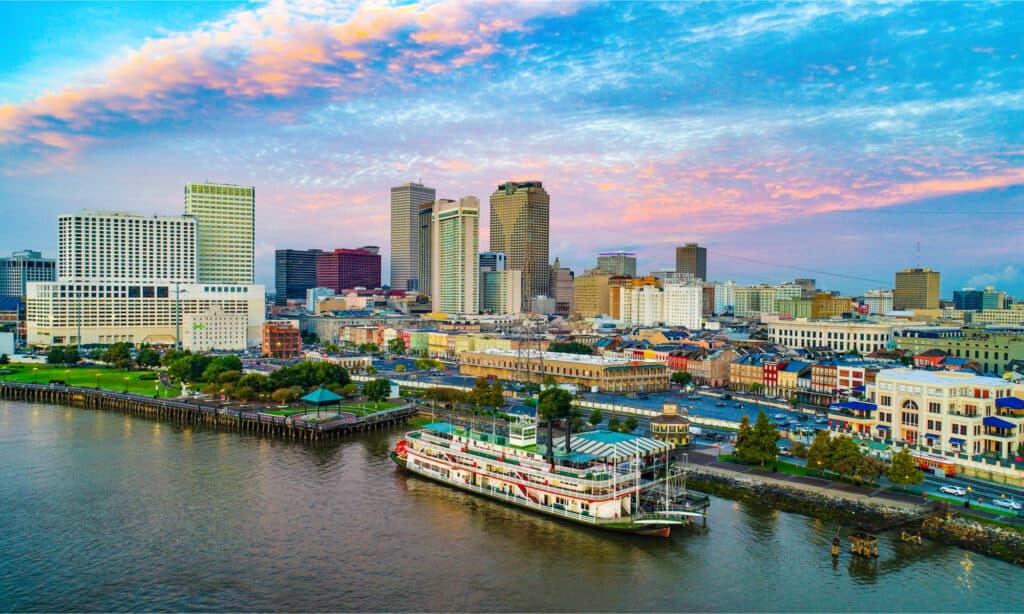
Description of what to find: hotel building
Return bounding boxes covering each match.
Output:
[390,182,436,291]
[431,197,480,315]
[184,182,255,284]
[460,348,669,393]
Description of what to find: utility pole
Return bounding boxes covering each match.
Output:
[174,282,182,351]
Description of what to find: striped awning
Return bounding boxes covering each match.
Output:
[554,431,671,463]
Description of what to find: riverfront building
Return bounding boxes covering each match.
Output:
[274,249,322,305]
[184,182,255,284]
[391,182,436,292]
[0,250,55,298]
[490,181,550,309]
[460,348,670,393]
[833,369,1024,461]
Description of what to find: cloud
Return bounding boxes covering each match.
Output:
[0,0,574,168]
[967,265,1020,289]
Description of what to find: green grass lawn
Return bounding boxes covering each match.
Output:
[263,408,308,417]
[340,401,404,416]
[2,364,173,397]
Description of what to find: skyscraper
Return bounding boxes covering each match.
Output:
[549,257,575,315]
[316,247,382,291]
[596,251,636,277]
[0,250,55,298]
[675,243,707,281]
[432,197,480,315]
[184,182,255,284]
[894,268,940,310]
[274,249,322,305]
[391,182,436,292]
[418,201,443,297]
[490,181,549,308]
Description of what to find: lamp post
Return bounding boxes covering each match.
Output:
[32,367,38,384]
[64,369,70,387]
[123,376,129,393]
[96,372,101,390]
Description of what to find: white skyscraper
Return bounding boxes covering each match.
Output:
[663,283,703,329]
[184,182,255,284]
[391,182,436,292]
[431,197,479,315]
[713,280,737,314]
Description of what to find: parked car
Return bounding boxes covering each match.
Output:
[778,447,793,457]
[939,485,967,497]
[992,498,1022,511]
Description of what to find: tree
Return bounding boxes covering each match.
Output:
[358,342,380,354]
[415,358,439,371]
[671,371,692,387]
[622,415,639,434]
[136,344,160,368]
[735,415,752,455]
[64,348,80,365]
[395,364,406,373]
[588,408,604,427]
[737,410,778,466]
[538,387,573,457]
[546,341,593,355]
[806,430,834,474]
[789,440,807,458]
[853,456,887,486]
[101,342,134,370]
[387,337,406,355]
[830,435,862,468]
[270,386,303,405]
[542,374,557,387]
[887,447,924,489]
[789,397,800,409]
[488,381,505,407]
[232,386,255,403]
[748,382,765,395]
[363,378,392,402]
[470,377,496,407]
[47,346,66,365]
[1017,442,1024,458]
[340,383,358,398]
[0,353,8,366]
[607,416,622,432]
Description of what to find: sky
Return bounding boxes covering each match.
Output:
[1,1,1022,297]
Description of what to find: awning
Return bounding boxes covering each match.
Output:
[949,437,966,445]
[983,416,1017,429]
[924,433,940,439]
[876,425,890,430]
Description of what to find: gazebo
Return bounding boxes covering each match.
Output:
[302,386,343,418]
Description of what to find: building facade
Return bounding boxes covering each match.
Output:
[712,280,737,314]
[417,201,440,296]
[768,319,910,354]
[675,243,707,281]
[460,348,669,393]
[894,330,1024,375]
[863,289,894,315]
[0,250,55,298]
[390,182,436,292]
[184,182,255,284]
[894,268,940,310]
[481,270,523,315]
[489,181,550,308]
[274,249,322,305]
[596,251,636,277]
[432,197,480,315]
[663,283,703,329]
[182,307,248,351]
[811,293,853,319]
[573,271,613,318]
[262,320,302,358]
[316,247,382,291]
[549,257,575,315]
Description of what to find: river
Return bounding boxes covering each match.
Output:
[0,400,1018,612]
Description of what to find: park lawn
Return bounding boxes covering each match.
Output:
[340,401,404,416]
[263,408,308,417]
[3,364,173,397]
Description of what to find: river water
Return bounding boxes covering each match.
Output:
[0,400,1018,612]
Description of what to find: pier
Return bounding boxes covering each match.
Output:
[0,381,417,441]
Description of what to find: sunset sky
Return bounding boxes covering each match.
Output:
[1,1,1022,295]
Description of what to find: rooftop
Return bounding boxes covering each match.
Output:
[875,368,1012,388]
[471,348,653,366]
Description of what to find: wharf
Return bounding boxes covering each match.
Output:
[0,381,416,441]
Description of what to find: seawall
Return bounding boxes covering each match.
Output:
[0,381,415,442]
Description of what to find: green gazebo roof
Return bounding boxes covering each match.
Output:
[302,387,343,405]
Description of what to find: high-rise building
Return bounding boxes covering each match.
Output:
[58,211,197,283]
[713,280,737,314]
[27,210,263,349]
[596,251,636,277]
[479,252,506,273]
[390,182,436,292]
[573,271,613,318]
[184,182,255,284]
[432,197,480,315]
[274,249,322,305]
[953,289,983,311]
[418,201,446,297]
[490,181,549,309]
[982,286,1007,310]
[620,285,663,326]
[863,289,894,315]
[482,270,522,315]
[663,283,703,329]
[316,247,382,292]
[549,257,575,315]
[0,250,55,298]
[607,275,636,320]
[894,268,940,310]
[675,243,707,281]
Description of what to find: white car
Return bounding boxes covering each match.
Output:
[938,485,967,497]
[992,498,1022,511]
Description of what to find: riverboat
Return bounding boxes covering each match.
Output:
[391,415,709,537]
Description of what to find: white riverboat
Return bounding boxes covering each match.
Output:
[391,415,709,537]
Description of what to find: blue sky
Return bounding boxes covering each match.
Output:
[1,1,1022,296]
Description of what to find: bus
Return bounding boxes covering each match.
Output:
[910,450,957,476]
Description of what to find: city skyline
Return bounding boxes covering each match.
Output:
[1,1,1022,294]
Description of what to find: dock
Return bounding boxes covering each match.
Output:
[0,381,417,441]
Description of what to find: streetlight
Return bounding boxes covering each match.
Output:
[64,369,70,386]
[96,373,101,390]
[32,367,38,384]
[123,376,129,393]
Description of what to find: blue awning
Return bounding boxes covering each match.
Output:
[876,425,890,430]
[924,433,940,439]
[949,437,966,445]
[983,416,1017,429]
[995,396,1024,409]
